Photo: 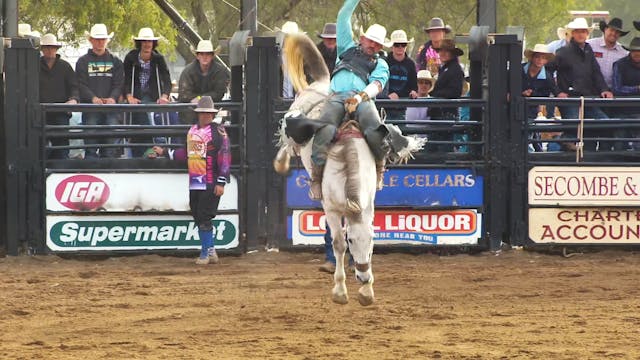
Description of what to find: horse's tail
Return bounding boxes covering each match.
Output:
[283,33,330,93]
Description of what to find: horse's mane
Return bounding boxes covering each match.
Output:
[283,33,330,93]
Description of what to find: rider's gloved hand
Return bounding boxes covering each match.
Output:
[344,95,361,114]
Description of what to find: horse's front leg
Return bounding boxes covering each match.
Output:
[326,212,348,304]
[347,221,375,306]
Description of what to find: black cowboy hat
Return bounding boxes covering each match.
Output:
[437,39,463,57]
[634,20,640,32]
[599,18,629,36]
[623,37,640,52]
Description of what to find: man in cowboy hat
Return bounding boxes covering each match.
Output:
[415,17,452,76]
[384,29,418,101]
[178,39,230,119]
[76,23,124,159]
[187,96,231,265]
[39,33,79,160]
[287,0,391,200]
[587,17,629,89]
[317,23,337,73]
[611,37,640,150]
[555,18,613,151]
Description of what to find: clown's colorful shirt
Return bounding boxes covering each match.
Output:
[187,122,231,190]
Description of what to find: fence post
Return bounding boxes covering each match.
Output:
[243,37,283,251]
[1,38,44,255]
[485,35,522,250]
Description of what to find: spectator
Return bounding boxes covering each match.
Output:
[383,29,418,119]
[415,17,452,76]
[405,70,435,122]
[76,24,124,159]
[611,37,640,150]
[39,33,79,160]
[187,96,231,265]
[427,39,464,152]
[521,44,567,151]
[123,27,172,157]
[178,39,230,122]
[587,18,629,89]
[547,24,570,54]
[317,23,337,73]
[555,18,613,151]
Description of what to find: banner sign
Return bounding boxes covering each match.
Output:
[290,209,482,246]
[46,173,238,212]
[286,169,483,208]
[46,214,239,251]
[528,167,640,205]
[529,208,640,244]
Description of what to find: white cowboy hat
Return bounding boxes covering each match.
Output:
[40,33,62,47]
[193,96,219,113]
[87,23,113,39]
[524,43,555,61]
[566,18,591,32]
[277,21,305,35]
[195,40,215,53]
[360,24,392,47]
[133,27,160,41]
[18,23,39,37]
[388,29,414,46]
[556,26,570,40]
[416,70,435,92]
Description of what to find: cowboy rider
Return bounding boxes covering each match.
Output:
[287,0,390,200]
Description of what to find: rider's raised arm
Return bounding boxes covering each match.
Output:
[336,0,359,56]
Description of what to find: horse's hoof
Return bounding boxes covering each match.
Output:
[332,293,349,305]
[357,293,374,306]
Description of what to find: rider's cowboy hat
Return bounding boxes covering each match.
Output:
[40,33,62,47]
[387,29,414,46]
[87,24,113,39]
[424,17,452,33]
[317,23,336,39]
[360,24,392,47]
[598,18,629,36]
[524,43,555,61]
[416,70,435,92]
[193,96,219,113]
[133,27,160,41]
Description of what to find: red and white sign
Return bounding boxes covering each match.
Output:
[529,166,640,205]
[529,208,640,244]
[54,175,110,210]
[291,209,481,246]
[47,173,238,212]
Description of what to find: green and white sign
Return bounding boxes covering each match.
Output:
[47,215,239,251]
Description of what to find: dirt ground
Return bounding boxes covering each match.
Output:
[1,249,639,360]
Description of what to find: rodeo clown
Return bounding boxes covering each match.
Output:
[187,96,231,265]
[285,0,421,201]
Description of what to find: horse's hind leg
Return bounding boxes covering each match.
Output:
[326,212,348,304]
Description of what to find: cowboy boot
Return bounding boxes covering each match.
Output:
[309,163,324,201]
[375,158,386,191]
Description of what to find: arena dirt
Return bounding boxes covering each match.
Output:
[1,249,639,359]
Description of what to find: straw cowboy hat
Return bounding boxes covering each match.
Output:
[437,39,463,56]
[276,21,305,35]
[424,17,452,33]
[524,43,555,61]
[388,29,414,45]
[133,27,160,41]
[18,23,40,37]
[193,96,219,113]
[556,25,571,40]
[598,18,629,36]
[317,23,336,39]
[360,24,392,47]
[416,70,435,92]
[40,33,62,47]
[87,24,113,39]
[566,18,592,32]
[623,37,640,52]
[195,40,215,53]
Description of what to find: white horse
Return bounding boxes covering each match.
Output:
[273,32,423,306]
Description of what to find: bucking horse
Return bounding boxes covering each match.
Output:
[273,32,425,306]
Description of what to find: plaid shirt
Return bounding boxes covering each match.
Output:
[138,55,152,92]
[587,37,629,89]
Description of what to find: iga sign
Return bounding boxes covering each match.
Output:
[287,169,483,208]
[46,215,239,251]
[47,173,238,212]
[529,167,640,205]
[529,208,640,244]
[290,210,481,246]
